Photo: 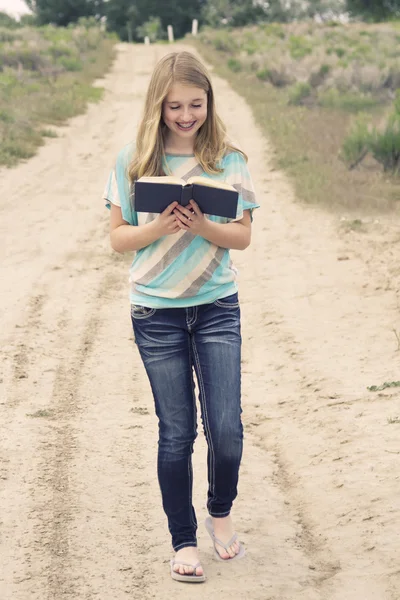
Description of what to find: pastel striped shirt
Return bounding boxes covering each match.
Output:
[103,142,259,308]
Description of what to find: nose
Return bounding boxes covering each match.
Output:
[181,107,193,122]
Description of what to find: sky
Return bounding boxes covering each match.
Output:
[0,0,31,17]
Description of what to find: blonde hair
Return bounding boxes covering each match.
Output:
[128,51,246,182]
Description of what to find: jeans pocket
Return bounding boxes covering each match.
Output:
[130,305,156,320]
[213,293,240,309]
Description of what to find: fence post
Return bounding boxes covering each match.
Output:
[192,19,198,36]
[167,25,174,43]
[144,36,150,45]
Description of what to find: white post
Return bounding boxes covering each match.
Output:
[144,36,150,45]
[192,19,198,36]
[167,25,174,43]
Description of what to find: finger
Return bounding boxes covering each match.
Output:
[174,210,192,225]
[162,201,179,216]
[177,219,189,231]
[175,205,194,220]
[189,200,202,216]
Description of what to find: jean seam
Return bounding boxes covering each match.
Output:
[209,509,231,518]
[174,541,198,552]
[191,336,215,497]
[188,344,198,531]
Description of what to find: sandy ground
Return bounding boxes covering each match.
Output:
[1,42,400,600]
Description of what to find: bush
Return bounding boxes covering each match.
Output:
[341,115,371,168]
[289,35,313,60]
[289,82,312,105]
[370,115,400,173]
[227,58,242,72]
[256,67,271,82]
[57,56,83,71]
[212,32,237,53]
[309,64,331,88]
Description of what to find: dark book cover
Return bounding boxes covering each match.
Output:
[134,181,238,219]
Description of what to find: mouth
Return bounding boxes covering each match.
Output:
[176,121,196,132]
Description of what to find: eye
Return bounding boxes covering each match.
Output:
[192,104,202,108]
[170,106,179,110]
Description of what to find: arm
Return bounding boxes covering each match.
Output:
[109,201,180,253]
[174,201,252,250]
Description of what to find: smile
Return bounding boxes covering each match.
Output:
[177,121,196,131]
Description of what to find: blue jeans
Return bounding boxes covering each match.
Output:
[130,293,243,552]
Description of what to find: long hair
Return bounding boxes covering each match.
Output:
[128,51,246,182]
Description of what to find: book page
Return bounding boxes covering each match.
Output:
[137,176,185,186]
[187,176,235,191]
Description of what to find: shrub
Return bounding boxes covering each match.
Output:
[289,82,312,105]
[227,58,242,72]
[309,64,331,88]
[57,56,83,71]
[212,32,237,53]
[341,115,371,168]
[370,115,400,173]
[289,35,313,60]
[256,67,271,82]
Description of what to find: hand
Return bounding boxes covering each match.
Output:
[154,201,181,236]
[174,200,207,235]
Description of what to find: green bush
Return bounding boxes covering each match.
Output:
[256,67,271,81]
[289,35,313,60]
[227,58,242,72]
[309,64,331,88]
[289,82,312,105]
[57,56,83,71]
[341,115,371,167]
[212,32,237,53]
[370,115,400,173]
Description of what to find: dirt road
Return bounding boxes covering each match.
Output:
[1,43,399,600]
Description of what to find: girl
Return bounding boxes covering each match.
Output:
[103,50,259,583]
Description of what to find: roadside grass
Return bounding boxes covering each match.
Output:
[0,24,116,167]
[191,22,400,211]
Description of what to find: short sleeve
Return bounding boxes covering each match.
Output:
[223,151,259,222]
[102,142,138,226]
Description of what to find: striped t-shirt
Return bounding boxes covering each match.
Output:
[103,142,259,308]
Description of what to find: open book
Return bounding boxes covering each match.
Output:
[134,176,239,219]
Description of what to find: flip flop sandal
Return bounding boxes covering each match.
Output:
[205,516,245,562]
[170,559,206,583]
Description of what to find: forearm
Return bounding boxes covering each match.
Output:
[200,220,251,250]
[110,221,161,253]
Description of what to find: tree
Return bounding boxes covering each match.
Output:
[24,0,104,27]
[202,0,272,27]
[104,0,203,41]
[0,11,19,28]
[346,0,400,19]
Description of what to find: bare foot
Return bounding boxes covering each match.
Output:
[212,515,241,559]
[173,546,204,577]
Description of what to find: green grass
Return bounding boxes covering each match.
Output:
[0,24,115,167]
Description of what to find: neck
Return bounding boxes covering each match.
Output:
[164,132,195,154]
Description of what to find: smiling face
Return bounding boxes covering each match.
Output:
[162,84,208,150]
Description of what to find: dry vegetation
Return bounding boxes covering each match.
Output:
[194,21,400,211]
[0,22,115,166]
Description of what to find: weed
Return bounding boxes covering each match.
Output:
[368,381,400,391]
[26,409,54,418]
[387,416,400,424]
